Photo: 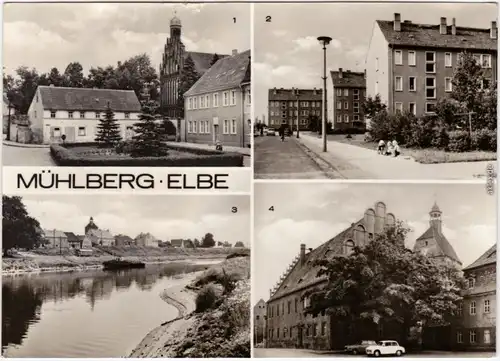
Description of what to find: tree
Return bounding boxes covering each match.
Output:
[306,221,464,345]
[194,238,201,248]
[2,195,43,256]
[9,66,40,114]
[234,241,245,248]
[63,62,85,88]
[95,102,122,147]
[223,241,232,248]
[201,233,215,248]
[130,101,167,157]
[210,53,220,66]
[363,94,387,119]
[177,54,200,116]
[160,118,177,138]
[47,67,64,86]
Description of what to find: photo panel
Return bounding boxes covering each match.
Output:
[253,2,497,180]
[3,2,251,167]
[253,182,496,357]
[2,194,251,358]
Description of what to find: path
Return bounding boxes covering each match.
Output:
[2,143,55,166]
[298,133,495,180]
[254,135,341,179]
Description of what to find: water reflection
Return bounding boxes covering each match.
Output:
[2,262,209,353]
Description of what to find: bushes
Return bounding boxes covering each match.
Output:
[447,131,470,152]
[471,128,497,151]
[195,285,219,312]
[50,144,244,167]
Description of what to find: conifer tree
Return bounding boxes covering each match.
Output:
[130,100,167,157]
[95,102,122,147]
[210,53,220,66]
[177,54,200,116]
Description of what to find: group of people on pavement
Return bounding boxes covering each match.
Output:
[377,139,401,157]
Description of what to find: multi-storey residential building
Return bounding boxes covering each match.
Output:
[456,244,496,351]
[183,49,251,148]
[254,299,267,345]
[159,15,226,119]
[268,88,323,130]
[135,232,160,247]
[328,68,366,130]
[366,13,497,117]
[27,86,141,144]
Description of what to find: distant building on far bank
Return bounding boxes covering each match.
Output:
[183,49,251,148]
[328,68,366,131]
[254,299,267,345]
[268,88,322,130]
[366,13,497,117]
[42,229,69,249]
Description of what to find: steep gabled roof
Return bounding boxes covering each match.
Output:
[376,20,497,51]
[114,234,135,243]
[185,50,251,96]
[64,232,79,243]
[171,239,184,246]
[416,226,461,264]
[269,222,359,302]
[463,244,496,271]
[37,86,141,112]
[330,71,366,88]
[42,229,67,238]
[87,228,114,239]
[186,51,229,76]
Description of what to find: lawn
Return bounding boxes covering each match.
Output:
[69,146,201,160]
[327,134,497,164]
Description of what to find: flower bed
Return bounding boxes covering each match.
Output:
[50,143,244,167]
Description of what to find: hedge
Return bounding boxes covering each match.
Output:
[50,144,244,167]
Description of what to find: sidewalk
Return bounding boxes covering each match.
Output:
[298,133,494,180]
[168,141,251,156]
[2,139,50,148]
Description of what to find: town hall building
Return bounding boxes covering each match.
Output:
[159,15,228,119]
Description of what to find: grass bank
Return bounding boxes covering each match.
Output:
[327,134,497,164]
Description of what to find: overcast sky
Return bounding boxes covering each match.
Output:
[254,2,497,120]
[13,195,250,246]
[253,183,496,303]
[3,3,250,75]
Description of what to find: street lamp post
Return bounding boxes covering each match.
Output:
[6,100,13,141]
[295,88,300,138]
[317,36,332,153]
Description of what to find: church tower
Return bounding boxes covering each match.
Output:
[170,14,182,39]
[429,202,442,233]
[85,216,99,235]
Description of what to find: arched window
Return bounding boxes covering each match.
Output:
[344,240,355,255]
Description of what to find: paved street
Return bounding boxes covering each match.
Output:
[297,133,495,180]
[254,348,496,358]
[2,144,55,166]
[254,135,342,179]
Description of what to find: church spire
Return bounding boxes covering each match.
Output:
[429,202,442,233]
[170,11,182,38]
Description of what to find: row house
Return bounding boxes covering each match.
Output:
[183,49,251,148]
[366,13,497,117]
[268,88,323,130]
[28,86,141,144]
[328,69,366,130]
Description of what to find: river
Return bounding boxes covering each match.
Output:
[2,260,219,357]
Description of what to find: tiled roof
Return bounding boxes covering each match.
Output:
[87,228,114,239]
[171,239,184,246]
[463,244,496,271]
[38,86,142,112]
[330,71,366,88]
[268,88,323,101]
[42,229,67,238]
[377,20,497,51]
[269,222,359,301]
[416,226,461,264]
[115,234,134,243]
[64,232,79,243]
[184,50,251,96]
[186,51,228,76]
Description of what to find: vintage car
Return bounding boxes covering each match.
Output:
[265,128,276,136]
[365,340,405,357]
[344,340,377,355]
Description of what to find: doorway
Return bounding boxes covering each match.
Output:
[213,124,219,143]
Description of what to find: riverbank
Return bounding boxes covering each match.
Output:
[2,247,241,275]
[130,254,251,358]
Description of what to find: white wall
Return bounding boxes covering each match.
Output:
[327,77,335,128]
[365,23,390,104]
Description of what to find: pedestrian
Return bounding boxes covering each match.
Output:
[385,140,394,156]
[393,140,401,157]
[377,139,386,155]
[279,123,286,142]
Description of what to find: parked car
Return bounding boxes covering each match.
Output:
[265,128,276,136]
[345,340,377,355]
[365,340,405,357]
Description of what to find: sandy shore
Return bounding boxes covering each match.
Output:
[129,271,201,357]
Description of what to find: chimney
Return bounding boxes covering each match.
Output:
[440,17,447,35]
[451,18,457,35]
[232,49,238,56]
[491,21,497,39]
[339,68,343,78]
[394,13,401,32]
[300,243,306,265]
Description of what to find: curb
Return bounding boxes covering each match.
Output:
[294,138,347,179]
[2,141,50,149]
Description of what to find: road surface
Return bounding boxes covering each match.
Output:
[3,144,55,166]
